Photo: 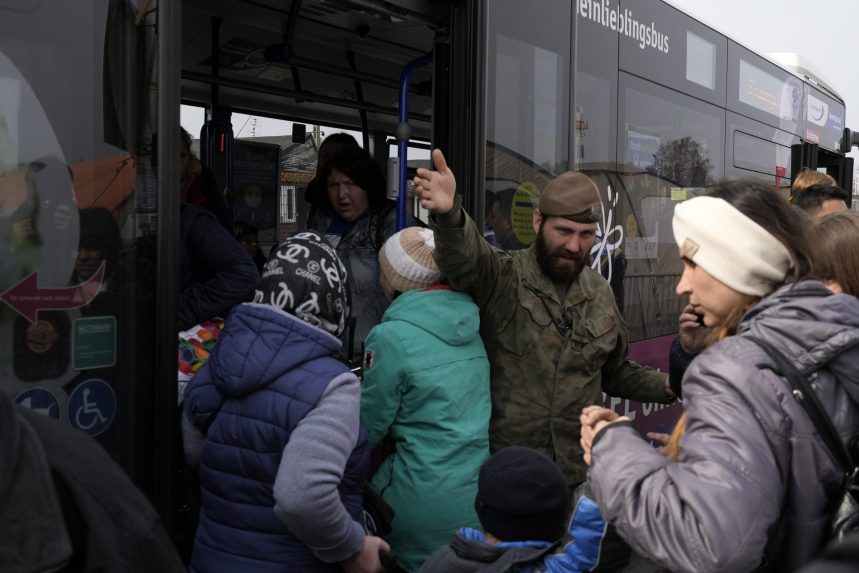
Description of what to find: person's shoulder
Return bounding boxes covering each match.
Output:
[441,287,481,306]
[306,206,333,233]
[365,318,404,348]
[580,265,613,290]
[419,543,459,573]
[684,336,775,398]
[580,266,620,307]
[181,202,220,230]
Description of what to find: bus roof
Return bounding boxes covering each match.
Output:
[660,0,845,104]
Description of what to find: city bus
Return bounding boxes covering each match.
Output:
[1,0,854,544]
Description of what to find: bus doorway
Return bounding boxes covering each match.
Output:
[792,141,855,206]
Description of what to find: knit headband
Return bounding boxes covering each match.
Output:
[672,196,793,297]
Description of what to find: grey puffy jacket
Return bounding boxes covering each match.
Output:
[588,280,859,573]
[306,206,396,361]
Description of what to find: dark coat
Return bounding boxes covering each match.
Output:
[420,530,558,573]
[184,303,369,572]
[0,393,184,573]
[180,203,259,330]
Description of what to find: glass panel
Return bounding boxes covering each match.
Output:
[727,41,802,136]
[804,86,846,153]
[733,131,791,177]
[726,110,797,192]
[738,59,800,124]
[686,31,716,90]
[486,0,571,250]
[575,0,619,170]
[0,0,159,494]
[616,72,725,341]
[617,0,727,107]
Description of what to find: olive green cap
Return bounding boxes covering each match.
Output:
[538,172,601,223]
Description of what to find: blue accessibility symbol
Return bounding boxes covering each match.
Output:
[15,387,61,420]
[67,378,116,436]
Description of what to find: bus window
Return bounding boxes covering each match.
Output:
[732,131,792,179]
[617,0,727,108]
[0,0,162,503]
[575,1,619,169]
[616,71,725,343]
[485,0,572,248]
[385,141,431,225]
[727,41,803,137]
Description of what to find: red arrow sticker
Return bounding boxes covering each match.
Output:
[1,263,105,324]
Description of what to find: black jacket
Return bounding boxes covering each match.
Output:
[180,203,259,330]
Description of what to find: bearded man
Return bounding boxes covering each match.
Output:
[414,150,674,486]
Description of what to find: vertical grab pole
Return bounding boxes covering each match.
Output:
[396,53,432,230]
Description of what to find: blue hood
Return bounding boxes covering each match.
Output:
[206,303,343,398]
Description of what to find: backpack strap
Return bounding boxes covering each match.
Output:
[745,335,854,474]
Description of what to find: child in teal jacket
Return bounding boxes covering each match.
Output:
[361,227,491,572]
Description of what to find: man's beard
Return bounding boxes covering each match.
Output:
[535,229,589,283]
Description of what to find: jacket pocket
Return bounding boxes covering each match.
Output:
[495,288,552,356]
[583,313,619,368]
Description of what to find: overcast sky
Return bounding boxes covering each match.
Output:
[667,0,859,160]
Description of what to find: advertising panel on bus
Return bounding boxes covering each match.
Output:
[803,86,846,153]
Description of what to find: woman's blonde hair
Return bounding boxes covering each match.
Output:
[665,298,758,460]
[790,168,836,202]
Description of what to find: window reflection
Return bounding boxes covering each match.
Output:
[485,0,570,247]
[617,74,724,340]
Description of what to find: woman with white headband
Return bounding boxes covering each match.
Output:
[578,180,859,573]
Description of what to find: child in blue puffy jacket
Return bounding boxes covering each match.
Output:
[420,446,628,573]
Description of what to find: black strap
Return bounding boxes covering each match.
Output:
[524,286,570,339]
[745,335,854,474]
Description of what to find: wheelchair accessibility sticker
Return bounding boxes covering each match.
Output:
[15,387,61,420]
[67,378,116,436]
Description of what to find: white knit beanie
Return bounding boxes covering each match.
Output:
[379,227,442,292]
[672,196,794,297]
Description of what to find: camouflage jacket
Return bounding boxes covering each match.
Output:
[431,196,670,485]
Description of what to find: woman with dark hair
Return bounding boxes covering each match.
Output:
[71,207,121,286]
[579,180,859,572]
[306,146,409,361]
[304,132,361,211]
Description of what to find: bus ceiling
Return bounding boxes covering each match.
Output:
[180,0,448,136]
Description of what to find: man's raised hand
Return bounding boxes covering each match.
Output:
[414,148,456,215]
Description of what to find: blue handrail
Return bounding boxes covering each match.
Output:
[396,53,432,230]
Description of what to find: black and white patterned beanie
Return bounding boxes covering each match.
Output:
[254,231,350,336]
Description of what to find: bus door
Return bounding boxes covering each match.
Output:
[793,85,853,204]
[0,0,181,535]
[791,141,855,205]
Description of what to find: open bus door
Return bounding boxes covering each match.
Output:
[791,139,855,206]
[0,0,184,545]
